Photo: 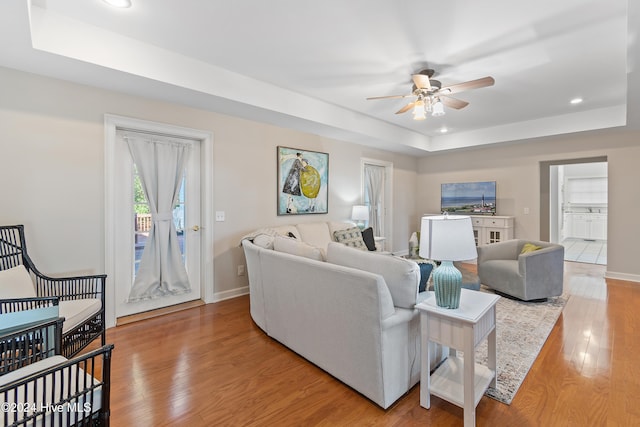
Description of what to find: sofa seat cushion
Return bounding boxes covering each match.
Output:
[273,235,325,261]
[0,265,36,298]
[326,242,419,309]
[59,299,102,333]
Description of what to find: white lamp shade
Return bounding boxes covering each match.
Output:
[351,205,369,221]
[419,215,477,261]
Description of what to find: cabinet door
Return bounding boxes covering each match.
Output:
[572,215,589,239]
[590,216,607,240]
[486,228,504,244]
[472,227,480,246]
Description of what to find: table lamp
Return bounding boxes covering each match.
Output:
[351,205,369,230]
[419,214,477,308]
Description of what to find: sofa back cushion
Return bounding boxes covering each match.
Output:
[274,235,325,261]
[326,242,419,309]
[0,265,36,299]
[296,222,332,252]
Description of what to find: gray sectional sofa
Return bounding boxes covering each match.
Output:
[241,221,446,409]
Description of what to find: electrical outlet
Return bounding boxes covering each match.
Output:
[215,211,225,222]
[237,265,245,276]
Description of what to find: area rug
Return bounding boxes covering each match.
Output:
[472,286,569,404]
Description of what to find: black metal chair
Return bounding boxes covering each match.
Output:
[0,225,106,357]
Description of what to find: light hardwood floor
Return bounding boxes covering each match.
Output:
[95,261,639,426]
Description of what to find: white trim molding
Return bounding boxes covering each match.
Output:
[604,270,640,283]
[104,114,215,328]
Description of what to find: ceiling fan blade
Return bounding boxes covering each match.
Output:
[366,94,412,100]
[412,74,432,90]
[441,96,469,110]
[440,76,495,95]
[395,102,415,114]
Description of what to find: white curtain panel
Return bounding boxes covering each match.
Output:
[125,134,192,302]
[364,164,385,237]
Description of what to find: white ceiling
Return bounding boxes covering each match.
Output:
[0,0,637,155]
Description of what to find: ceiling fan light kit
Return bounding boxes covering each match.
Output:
[367,68,494,123]
[432,98,445,117]
[413,99,427,120]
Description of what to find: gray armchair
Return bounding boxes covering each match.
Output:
[477,239,564,301]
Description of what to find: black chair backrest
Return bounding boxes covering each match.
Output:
[0,225,28,272]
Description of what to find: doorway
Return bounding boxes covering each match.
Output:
[542,157,607,265]
[104,115,214,327]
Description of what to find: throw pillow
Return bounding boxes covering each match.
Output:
[326,242,419,309]
[273,235,325,261]
[520,242,543,254]
[361,227,376,251]
[252,234,275,249]
[333,226,367,251]
[0,265,36,298]
[417,262,433,292]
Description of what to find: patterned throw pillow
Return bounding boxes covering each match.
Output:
[333,226,367,251]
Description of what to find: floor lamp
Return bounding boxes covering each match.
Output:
[419,214,477,309]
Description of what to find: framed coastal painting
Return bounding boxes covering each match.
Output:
[277,146,329,215]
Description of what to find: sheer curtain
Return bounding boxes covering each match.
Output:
[364,164,385,237]
[125,133,192,302]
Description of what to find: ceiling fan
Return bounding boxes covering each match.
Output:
[367,69,495,120]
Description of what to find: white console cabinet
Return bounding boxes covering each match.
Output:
[470,215,514,246]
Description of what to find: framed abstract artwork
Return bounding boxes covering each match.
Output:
[277,146,329,215]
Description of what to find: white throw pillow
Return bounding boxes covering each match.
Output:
[252,234,275,249]
[0,265,37,298]
[326,242,419,309]
[273,235,325,261]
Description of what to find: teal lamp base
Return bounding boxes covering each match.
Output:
[432,260,462,309]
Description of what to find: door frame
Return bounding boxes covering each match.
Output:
[540,156,607,242]
[360,158,393,250]
[104,114,214,328]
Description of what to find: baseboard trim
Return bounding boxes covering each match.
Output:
[117,299,205,326]
[604,270,640,283]
[211,286,249,303]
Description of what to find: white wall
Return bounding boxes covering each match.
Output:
[417,130,640,281]
[0,66,419,308]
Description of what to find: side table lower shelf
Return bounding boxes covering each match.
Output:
[430,356,495,408]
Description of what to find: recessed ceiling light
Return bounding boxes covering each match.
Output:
[103,0,132,8]
[440,127,448,133]
[570,97,583,105]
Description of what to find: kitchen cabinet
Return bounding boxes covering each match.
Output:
[564,213,607,240]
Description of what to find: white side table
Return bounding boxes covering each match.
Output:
[416,289,500,427]
[373,236,386,251]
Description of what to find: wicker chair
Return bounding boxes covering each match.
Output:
[0,317,114,426]
[0,225,106,357]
